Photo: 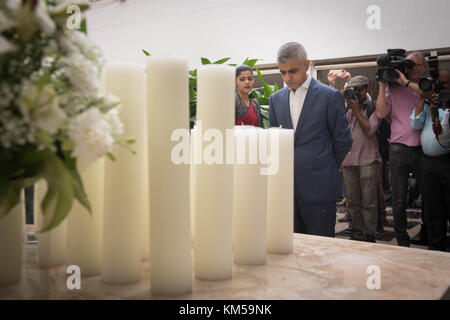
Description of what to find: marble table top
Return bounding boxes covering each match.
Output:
[1,233,449,300]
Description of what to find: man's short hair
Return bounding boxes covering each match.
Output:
[407,51,425,64]
[277,42,308,64]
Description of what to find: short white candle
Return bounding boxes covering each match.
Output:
[102,63,146,284]
[194,65,234,280]
[267,128,294,254]
[147,57,192,295]
[0,191,24,286]
[67,159,105,276]
[35,180,67,268]
[233,126,267,265]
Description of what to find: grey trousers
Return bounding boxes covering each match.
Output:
[343,162,379,240]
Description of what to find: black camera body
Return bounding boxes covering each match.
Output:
[343,86,361,101]
[419,55,450,108]
[376,49,415,86]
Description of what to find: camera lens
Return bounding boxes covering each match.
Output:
[419,78,433,92]
[343,88,356,100]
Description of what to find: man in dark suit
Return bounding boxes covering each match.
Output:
[269,42,352,237]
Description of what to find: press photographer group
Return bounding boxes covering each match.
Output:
[336,48,450,250]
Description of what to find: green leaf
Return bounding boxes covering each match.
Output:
[213,57,231,64]
[255,67,273,97]
[228,64,237,67]
[191,69,197,77]
[274,82,279,92]
[190,86,195,103]
[35,130,54,149]
[142,49,151,56]
[106,152,116,161]
[80,18,87,34]
[39,155,74,233]
[243,58,259,69]
[201,57,211,65]
[64,155,91,215]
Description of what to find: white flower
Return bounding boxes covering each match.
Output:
[68,108,114,166]
[33,99,68,135]
[0,10,16,32]
[34,1,56,36]
[102,93,121,111]
[104,107,124,139]
[59,30,104,68]
[0,36,16,54]
[62,53,100,96]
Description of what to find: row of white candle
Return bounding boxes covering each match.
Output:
[0,58,294,294]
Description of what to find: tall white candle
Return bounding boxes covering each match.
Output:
[67,159,105,276]
[0,191,24,286]
[147,57,192,295]
[102,63,146,284]
[267,128,294,254]
[141,131,150,262]
[233,126,267,265]
[141,72,150,262]
[35,179,67,268]
[189,126,198,242]
[194,65,234,280]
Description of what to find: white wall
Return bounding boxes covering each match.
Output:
[86,0,450,69]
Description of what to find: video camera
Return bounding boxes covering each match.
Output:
[418,55,450,109]
[376,49,415,86]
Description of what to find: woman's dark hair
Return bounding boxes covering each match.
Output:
[236,65,252,78]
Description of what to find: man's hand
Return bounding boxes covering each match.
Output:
[430,93,441,110]
[394,69,408,86]
[345,97,359,111]
[327,71,338,87]
[339,69,352,82]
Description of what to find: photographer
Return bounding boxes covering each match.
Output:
[410,70,450,252]
[376,51,427,247]
[342,76,381,242]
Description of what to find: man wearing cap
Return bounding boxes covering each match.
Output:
[342,75,382,242]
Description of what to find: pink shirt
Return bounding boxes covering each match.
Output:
[385,85,421,146]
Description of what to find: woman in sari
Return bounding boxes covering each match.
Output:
[235,65,262,127]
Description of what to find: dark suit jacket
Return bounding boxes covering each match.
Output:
[269,78,352,204]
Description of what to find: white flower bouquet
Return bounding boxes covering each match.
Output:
[0,0,133,231]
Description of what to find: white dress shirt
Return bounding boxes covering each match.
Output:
[289,74,312,132]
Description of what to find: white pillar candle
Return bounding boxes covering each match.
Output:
[194,65,234,280]
[0,191,24,286]
[233,126,267,265]
[141,72,150,262]
[102,63,146,284]
[189,127,198,242]
[35,180,67,268]
[141,130,150,262]
[267,128,294,254]
[67,159,105,276]
[147,57,192,295]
